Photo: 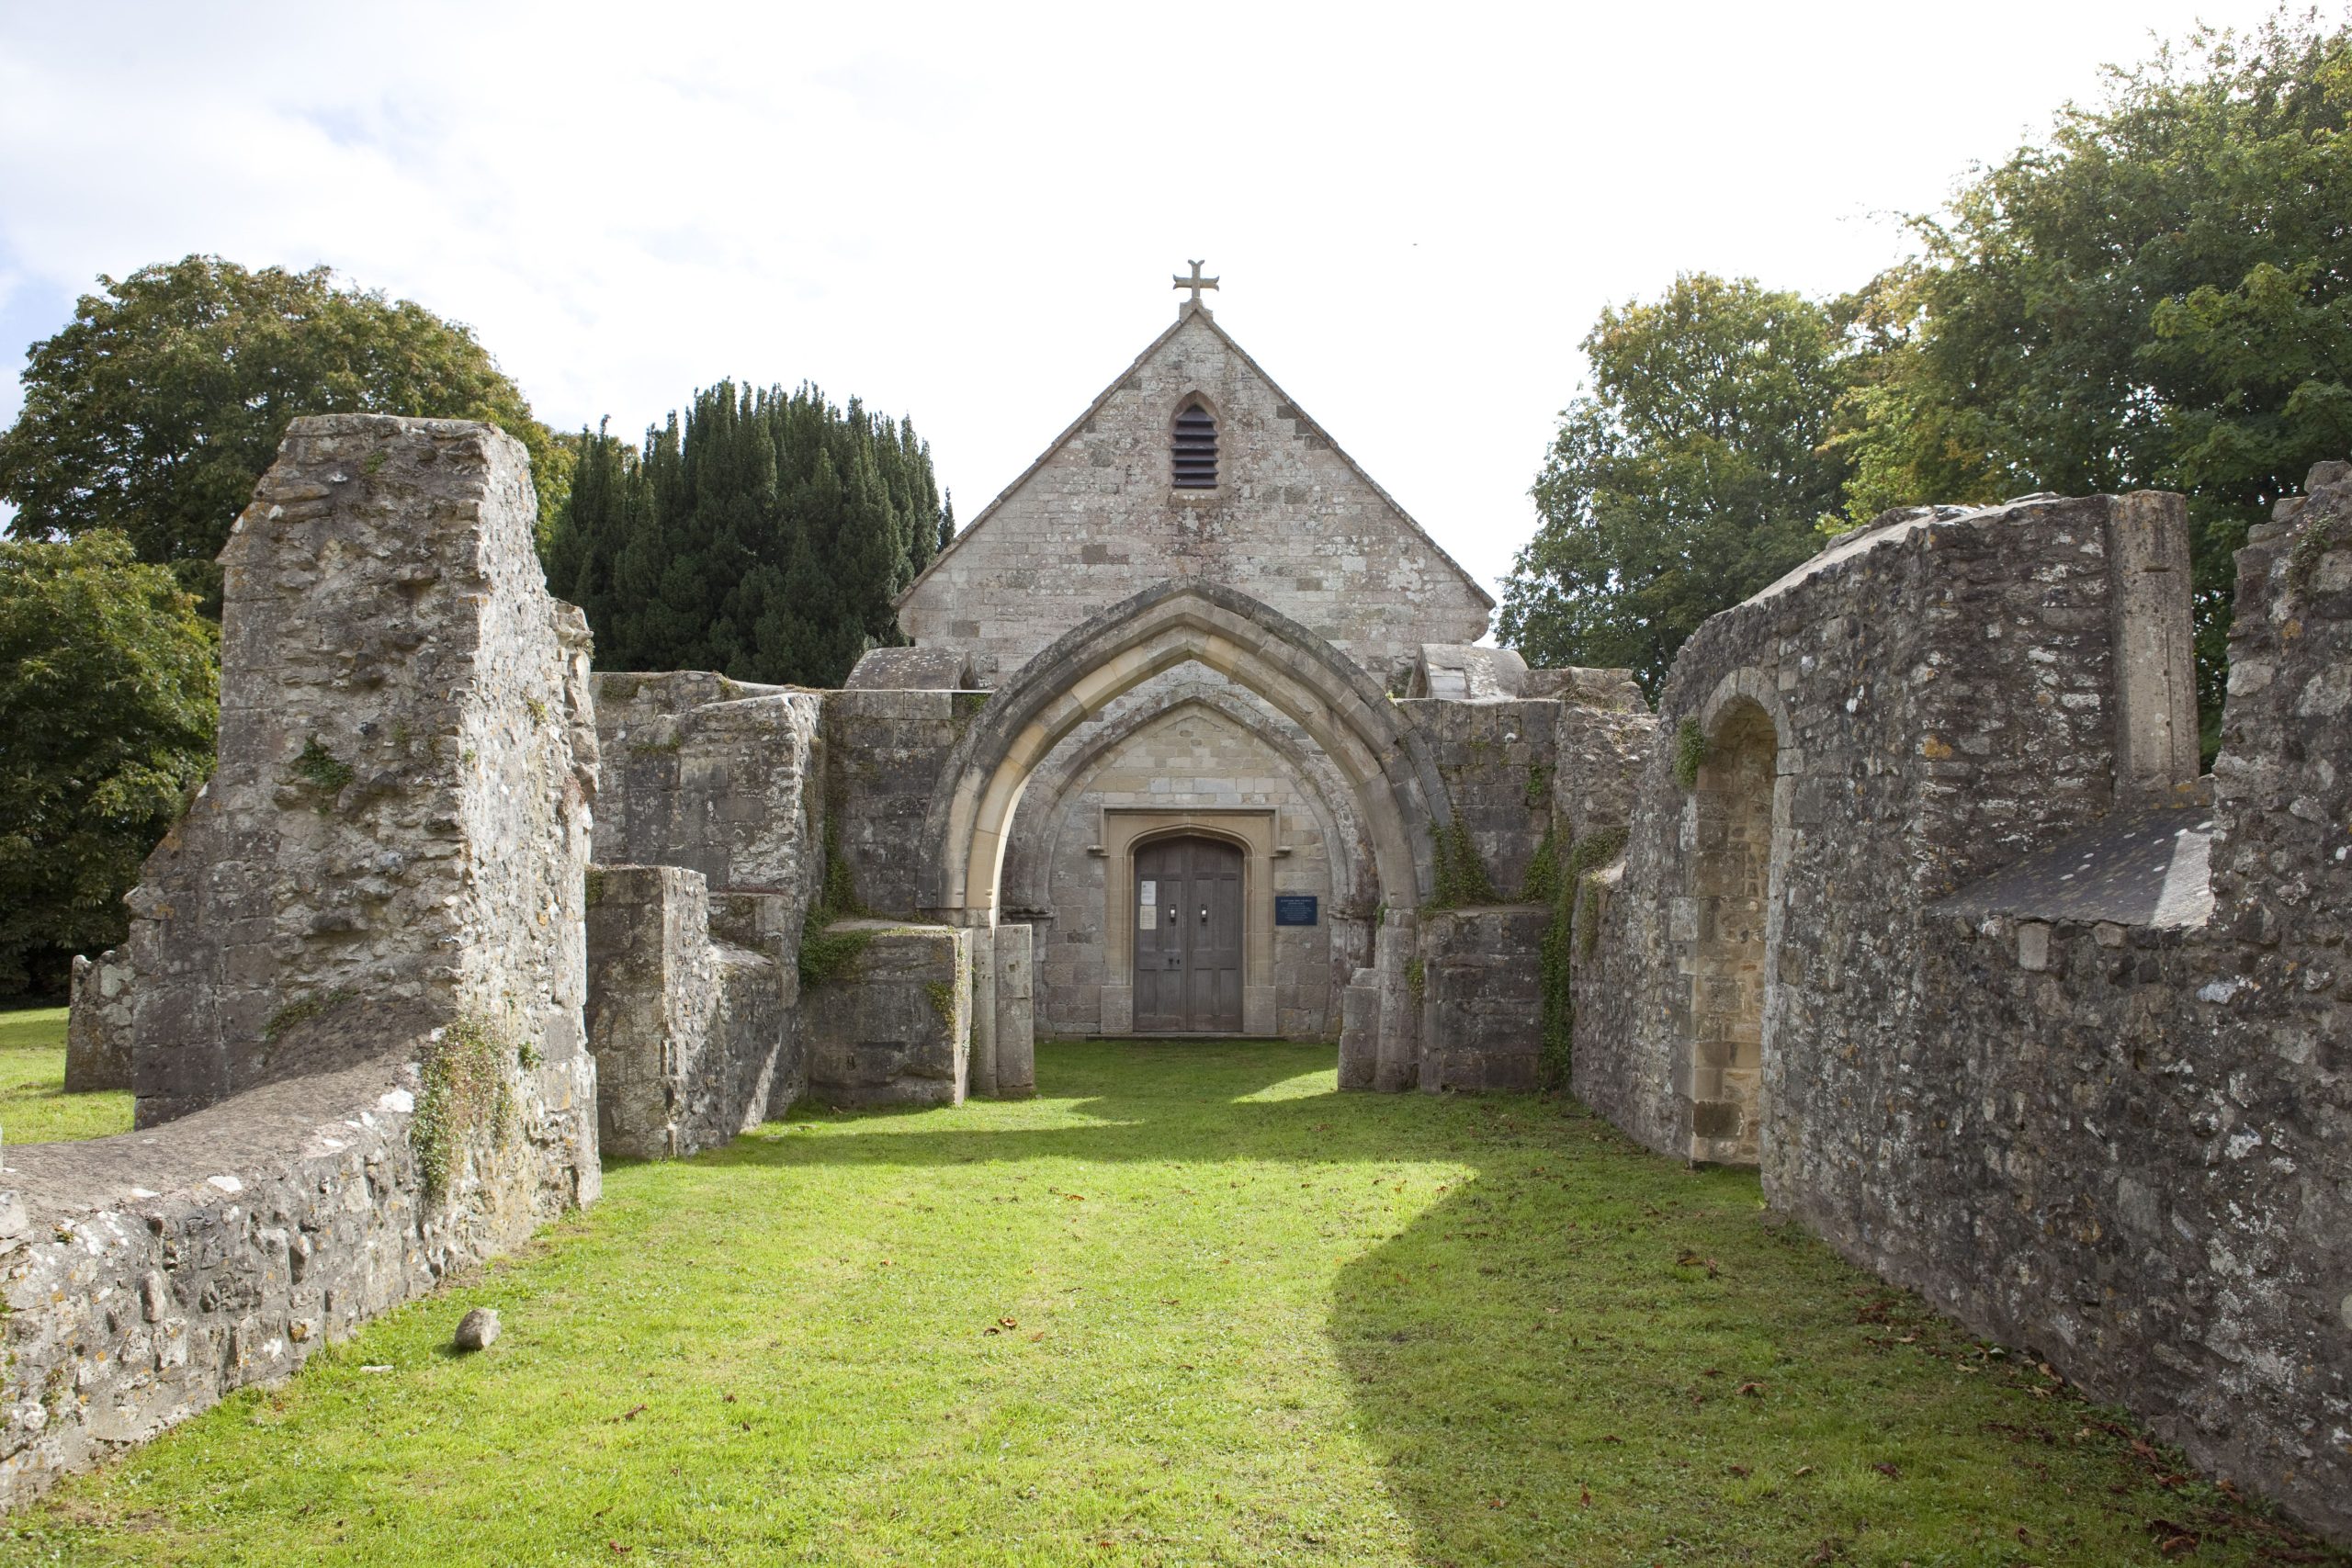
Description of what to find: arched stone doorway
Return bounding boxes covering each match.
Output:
[919,580,1458,1088]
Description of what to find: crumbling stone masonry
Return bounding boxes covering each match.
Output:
[1574,479,2350,1540]
[63,949,131,1093]
[583,866,788,1158]
[128,416,603,1136]
[8,416,601,1508]
[799,922,972,1107]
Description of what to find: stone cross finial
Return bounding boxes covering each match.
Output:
[1173,260,1219,311]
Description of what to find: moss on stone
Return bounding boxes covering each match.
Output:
[2286,513,2347,596]
[1405,956,1426,1005]
[797,818,875,989]
[926,980,957,1027]
[1523,763,1553,812]
[1672,718,1712,791]
[264,987,355,1043]
[1536,825,1626,1090]
[413,1015,516,1203]
[289,735,354,805]
[1430,819,1497,909]
[797,925,875,990]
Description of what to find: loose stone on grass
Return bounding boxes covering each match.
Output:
[453,1308,502,1352]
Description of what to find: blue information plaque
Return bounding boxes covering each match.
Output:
[1273,895,1319,927]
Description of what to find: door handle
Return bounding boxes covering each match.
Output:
[1199,907,1208,923]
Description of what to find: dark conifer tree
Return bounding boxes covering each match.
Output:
[543,381,942,686]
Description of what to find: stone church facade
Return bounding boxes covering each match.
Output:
[874,299,1494,1044]
[24,289,2352,1543]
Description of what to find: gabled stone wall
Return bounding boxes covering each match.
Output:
[897,308,1492,686]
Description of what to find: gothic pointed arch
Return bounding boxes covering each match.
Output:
[918,580,1452,925]
[999,682,1373,915]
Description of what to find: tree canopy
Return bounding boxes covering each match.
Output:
[1498,275,1853,692]
[0,256,569,606]
[1837,14,2352,732]
[0,532,217,994]
[542,382,947,686]
[1502,12,2352,727]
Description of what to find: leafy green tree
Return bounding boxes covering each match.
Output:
[1836,14,2352,738]
[0,256,570,606]
[1498,274,1854,693]
[543,382,947,686]
[0,533,218,995]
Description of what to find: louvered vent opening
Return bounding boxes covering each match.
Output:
[1172,403,1217,489]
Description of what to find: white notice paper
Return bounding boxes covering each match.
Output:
[1138,880,1157,930]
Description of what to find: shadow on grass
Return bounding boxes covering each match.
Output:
[735,1038,2346,1567]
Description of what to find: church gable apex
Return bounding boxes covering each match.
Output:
[899,301,1493,683]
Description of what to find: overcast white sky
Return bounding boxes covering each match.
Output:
[0,1,2311,603]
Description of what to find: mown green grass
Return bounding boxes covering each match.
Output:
[3,1040,2337,1566]
[0,1005,131,1145]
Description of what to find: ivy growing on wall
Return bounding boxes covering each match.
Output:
[1430,819,1498,908]
[1672,719,1713,791]
[1536,825,1627,1089]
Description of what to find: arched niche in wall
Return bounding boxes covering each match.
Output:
[1682,670,1795,1166]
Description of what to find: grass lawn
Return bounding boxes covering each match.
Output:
[0,1006,132,1145]
[2,1040,2338,1567]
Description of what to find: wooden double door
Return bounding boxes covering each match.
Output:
[1133,835,1244,1033]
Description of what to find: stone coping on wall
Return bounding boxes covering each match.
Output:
[3,1056,409,1223]
[1934,802,2217,928]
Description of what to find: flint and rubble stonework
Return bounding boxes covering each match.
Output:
[127,416,603,1131]
[1573,479,2350,1540]
[800,923,971,1107]
[17,417,600,1509]
[64,950,132,1093]
[897,305,1491,687]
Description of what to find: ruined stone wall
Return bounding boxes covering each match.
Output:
[820,689,986,919]
[0,1050,591,1508]
[6,416,601,1509]
[583,866,789,1159]
[1542,670,1655,846]
[583,673,828,1147]
[1574,479,2348,1541]
[800,923,971,1106]
[129,416,602,1134]
[590,674,823,897]
[897,308,1491,686]
[64,950,132,1093]
[1396,699,1559,901]
[1576,494,2165,1166]
[1417,906,1546,1091]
